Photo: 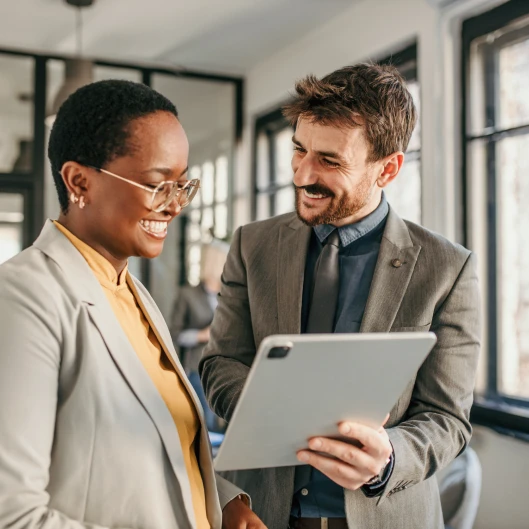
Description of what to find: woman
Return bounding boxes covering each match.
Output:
[0,80,264,529]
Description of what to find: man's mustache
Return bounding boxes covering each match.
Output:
[294,184,335,198]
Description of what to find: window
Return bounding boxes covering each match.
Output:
[184,156,232,286]
[464,0,529,430]
[253,108,295,221]
[378,43,422,225]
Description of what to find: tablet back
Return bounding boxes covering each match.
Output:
[214,332,436,471]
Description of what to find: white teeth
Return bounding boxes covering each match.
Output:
[304,189,326,199]
[139,220,167,234]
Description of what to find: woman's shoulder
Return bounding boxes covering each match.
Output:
[0,246,75,313]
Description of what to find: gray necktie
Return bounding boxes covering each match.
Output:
[306,230,341,333]
[294,230,341,493]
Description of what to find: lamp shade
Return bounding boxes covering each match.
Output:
[45,58,93,127]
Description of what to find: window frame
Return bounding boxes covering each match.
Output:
[462,0,529,436]
[252,107,294,221]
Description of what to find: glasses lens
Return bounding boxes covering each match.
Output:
[152,181,200,212]
[176,181,199,207]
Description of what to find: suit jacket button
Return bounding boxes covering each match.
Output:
[392,259,402,268]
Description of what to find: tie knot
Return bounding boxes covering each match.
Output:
[325,230,340,248]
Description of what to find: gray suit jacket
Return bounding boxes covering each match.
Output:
[200,209,481,529]
[170,284,215,373]
[0,221,243,529]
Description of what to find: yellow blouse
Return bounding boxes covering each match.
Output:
[54,221,209,528]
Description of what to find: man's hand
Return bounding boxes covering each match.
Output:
[222,496,267,529]
[296,416,392,491]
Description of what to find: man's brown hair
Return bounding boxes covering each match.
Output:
[283,63,417,162]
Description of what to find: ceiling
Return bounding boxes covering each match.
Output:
[0,0,354,75]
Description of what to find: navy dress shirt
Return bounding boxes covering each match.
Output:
[291,194,391,518]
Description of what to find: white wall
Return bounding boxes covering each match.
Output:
[240,1,529,528]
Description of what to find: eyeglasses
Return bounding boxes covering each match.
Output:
[89,166,200,213]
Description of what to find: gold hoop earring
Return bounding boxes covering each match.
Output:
[79,196,86,210]
[70,192,79,204]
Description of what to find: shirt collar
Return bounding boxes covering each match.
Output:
[53,220,128,289]
[313,192,389,248]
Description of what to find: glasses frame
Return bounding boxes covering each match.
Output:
[88,166,200,212]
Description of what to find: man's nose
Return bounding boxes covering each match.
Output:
[292,155,317,188]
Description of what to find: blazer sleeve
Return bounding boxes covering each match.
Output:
[372,251,481,504]
[199,226,254,421]
[0,281,124,529]
[215,473,251,510]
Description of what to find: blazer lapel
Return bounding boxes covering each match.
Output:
[360,208,422,333]
[277,216,312,334]
[34,221,198,525]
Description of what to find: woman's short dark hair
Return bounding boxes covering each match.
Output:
[48,79,178,213]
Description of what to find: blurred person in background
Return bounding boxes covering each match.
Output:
[0,79,265,529]
[171,240,229,433]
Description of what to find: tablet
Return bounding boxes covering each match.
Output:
[214,332,436,471]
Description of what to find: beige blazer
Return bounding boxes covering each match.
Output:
[0,221,243,529]
[200,208,481,529]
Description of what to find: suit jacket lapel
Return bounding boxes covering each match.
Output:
[277,216,312,334]
[360,208,422,333]
[34,221,198,525]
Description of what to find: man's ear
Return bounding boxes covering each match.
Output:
[376,152,404,188]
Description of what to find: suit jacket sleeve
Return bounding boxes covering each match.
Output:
[215,473,251,509]
[0,280,123,529]
[200,226,254,421]
[373,251,481,504]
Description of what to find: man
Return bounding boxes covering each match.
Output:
[200,64,481,529]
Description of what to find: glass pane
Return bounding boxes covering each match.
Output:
[187,217,201,243]
[201,161,214,206]
[151,73,234,191]
[256,133,270,190]
[188,244,201,286]
[497,134,529,398]
[0,54,34,173]
[201,207,214,236]
[275,185,295,216]
[215,156,229,203]
[215,204,228,239]
[189,166,202,208]
[274,127,294,186]
[498,35,529,130]
[383,157,421,225]
[406,80,421,152]
[233,196,250,230]
[0,192,24,263]
[257,192,271,221]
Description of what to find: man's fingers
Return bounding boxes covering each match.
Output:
[307,437,377,474]
[338,422,391,459]
[297,450,365,490]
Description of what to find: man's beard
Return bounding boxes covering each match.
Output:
[294,179,373,227]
